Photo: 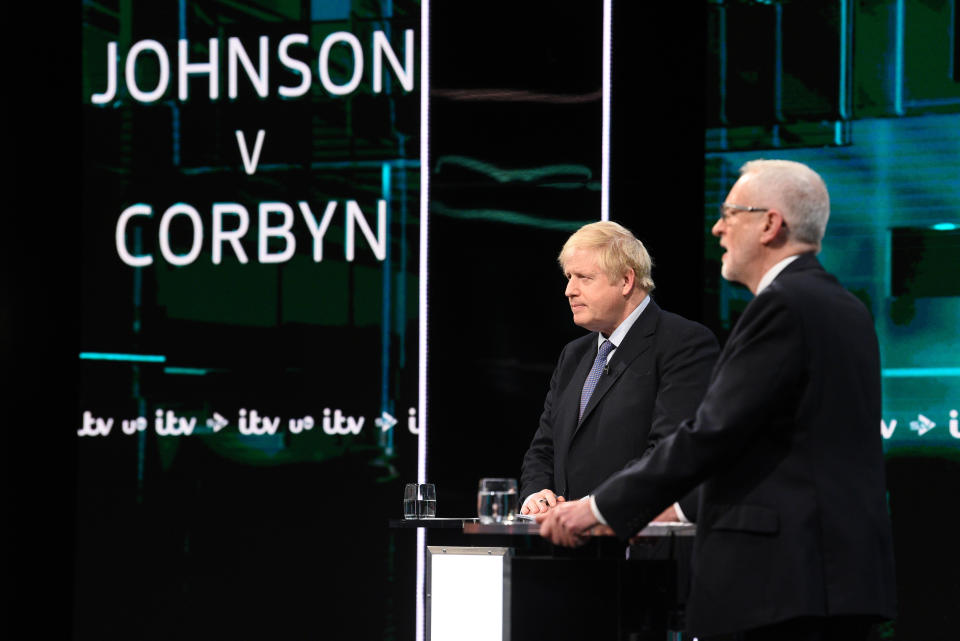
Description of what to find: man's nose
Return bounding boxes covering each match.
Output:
[711,217,724,237]
[565,279,576,297]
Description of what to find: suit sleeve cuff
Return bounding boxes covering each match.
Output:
[673,501,691,523]
[588,495,608,525]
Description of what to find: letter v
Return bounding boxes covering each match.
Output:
[235,129,266,175]
[881,419,897,439]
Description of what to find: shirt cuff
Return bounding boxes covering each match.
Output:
[588,495,608,525]
[672,501,691,523]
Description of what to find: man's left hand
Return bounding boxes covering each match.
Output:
[535,498,599,547]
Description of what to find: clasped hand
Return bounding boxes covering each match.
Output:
[534,497,611,547]
[535,500,679,547]
[519,489,566,515]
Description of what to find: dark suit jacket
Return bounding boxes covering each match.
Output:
[594,254,897,636]
[521,299,719,515]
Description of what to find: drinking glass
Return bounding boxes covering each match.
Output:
[477,478,518,524]
[403,483,437,519]
[418,483,437,518]
[403,483,418,519]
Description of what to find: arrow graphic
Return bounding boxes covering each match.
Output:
[374,411,397,433]
[206,412,229,433]
[909,414,936,436]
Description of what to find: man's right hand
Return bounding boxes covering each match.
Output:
[520,489,566,515]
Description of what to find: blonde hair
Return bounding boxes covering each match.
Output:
[558,221,655,292]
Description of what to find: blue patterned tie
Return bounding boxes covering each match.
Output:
[579,340,615,421]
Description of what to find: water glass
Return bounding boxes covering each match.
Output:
[403,483,418,519]
[477,478,518,524]
[403,483,437,519]
[418,483,437,518]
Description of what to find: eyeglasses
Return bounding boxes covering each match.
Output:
[718,203,769,222]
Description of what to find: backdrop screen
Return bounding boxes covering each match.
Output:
[79,3,420,637]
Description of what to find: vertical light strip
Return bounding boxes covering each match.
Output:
[172,106,181,167]
[838,0,849,120]
[398,155,408,367]
[416,3,431,641]
[836,0,851,144]
[178,0,186,39]
[895,0,905,115]
[773,3,783,122]
[381,162,393,456]
[133,227,146,498]
[949,0,956,80]
[416,527,426,639]
[174,0,186,166]
[418,2,430,493]
[719,4,728,127]
[600,0,613,221]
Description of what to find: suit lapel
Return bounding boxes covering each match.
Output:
[572,299,662,438]
[553,341,599,454]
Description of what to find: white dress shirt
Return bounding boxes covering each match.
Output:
[755,254,801,295]
[596,292,651,358]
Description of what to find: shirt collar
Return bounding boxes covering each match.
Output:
[599,294,650,350]
[755,254,801,295]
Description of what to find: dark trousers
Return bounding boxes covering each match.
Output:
[701,615,878,641]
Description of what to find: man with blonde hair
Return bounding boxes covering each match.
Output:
[539,161,896,641]
[520,220,718,526]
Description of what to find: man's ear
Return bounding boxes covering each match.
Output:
[620,268,636,295]
[760,210,787,245]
